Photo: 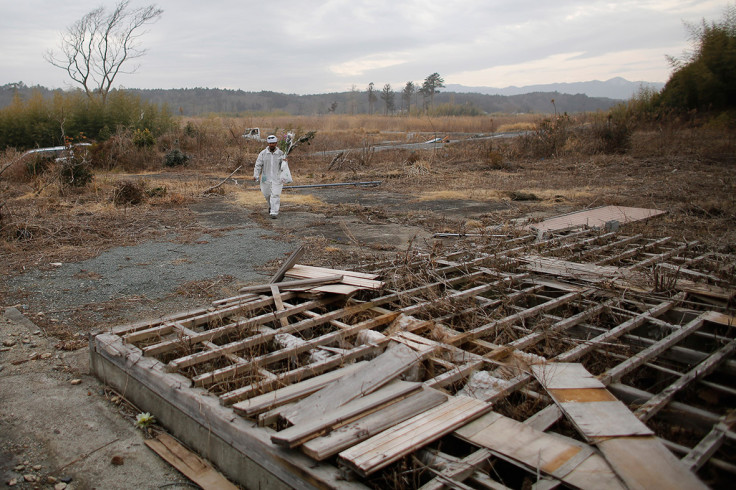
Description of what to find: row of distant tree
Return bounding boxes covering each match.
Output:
[364,73,447,115]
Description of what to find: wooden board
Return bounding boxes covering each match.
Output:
[455,412,624,490]
[339,395,491,477]
[145,433,239,490]
[558,401,653,437]
[527,206,666,233]
[534,362,707,490]
[270,380,420,448]
[286,264,383,290]
[232,361,368,417]
[532,363,606,390]
[596,436,708,490]
[280,341,432,426]
[301,388,447,461]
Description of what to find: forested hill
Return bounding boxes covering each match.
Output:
[0,83,620,116]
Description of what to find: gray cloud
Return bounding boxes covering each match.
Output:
[0,0,726,94]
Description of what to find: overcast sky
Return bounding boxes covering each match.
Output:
[0,0,728,95]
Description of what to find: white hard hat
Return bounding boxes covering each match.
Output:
[266,135,278,143]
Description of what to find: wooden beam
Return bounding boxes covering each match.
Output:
[269,245,305,283]
[238,275,343,293]
[144,433,239,490]
[339,396,491,477]
[232,361,368,417]
[280,340,435,426]
[270,380,421,448]
[598,312,708,385]
[301,388,447,461]
[554,293,684,362]
[634,339,736,421]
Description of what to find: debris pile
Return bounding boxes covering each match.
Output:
[92,222,735,488]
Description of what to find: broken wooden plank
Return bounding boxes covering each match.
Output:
[596,436,708,490]
[454,412,625,490]
[281,340,434,425]
[634,339,736,422]
[531,363,606,390]
[681,419,734,471]
[534,362,707,490]
[598,312,708,385]
[192,311,399,389]
[232,361,368,417]
[238,275,343,293]
[269,245,305,283]
[287,264,383,290]
[301,388,448,460]
[339,396,491,477]
[219,340,388,406]
[144,433,239,490]
[271,380,421,448]
[528,206,666,234]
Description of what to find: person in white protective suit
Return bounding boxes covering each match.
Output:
[253,134,289,218]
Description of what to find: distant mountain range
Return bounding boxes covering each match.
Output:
[1,79,643,116]
[445,77,665,100]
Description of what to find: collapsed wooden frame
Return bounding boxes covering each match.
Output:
[93,228,735,489]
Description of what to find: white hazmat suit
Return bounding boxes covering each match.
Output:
[253,145,288,217]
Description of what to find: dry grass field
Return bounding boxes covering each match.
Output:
[1,112,735,489]
[1,113,734,323]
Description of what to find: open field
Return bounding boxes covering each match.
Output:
[1,114,735,488]
[1,115,735,329]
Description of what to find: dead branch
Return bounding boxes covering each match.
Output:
[203,165,242,194]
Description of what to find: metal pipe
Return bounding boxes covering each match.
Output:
[284,181,382,189]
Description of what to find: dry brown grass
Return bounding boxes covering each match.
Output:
[2,115,735,283]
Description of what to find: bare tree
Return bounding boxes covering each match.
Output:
[45,1,163,104]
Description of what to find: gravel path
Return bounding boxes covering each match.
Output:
[5,205,295,328]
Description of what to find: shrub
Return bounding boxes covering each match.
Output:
[588,113,632,154]
[113,180,146,205]
[26,155,53,177]
[59,159,93,187]
[514,114,575,158]
[164,149,189,167]
[133,128,156,148]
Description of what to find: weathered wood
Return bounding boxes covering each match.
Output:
[558,401,654,437]
[238,275,343,293]
[595,436,708,490]
[192,311,399,388]
[145,433,239,490]
[418,448,493,490]
[555,293,684,362]
[454,411,625,490]
[219,340,389,405]
[281,340,434,425]
[681,420,732,471]
[450,290,584,345]
[535,363,707,490]
[531,363,606,390]
[634,339,736,421]
[271,380,420,448]
[598,312,708,385]
[286,264,383,290]
[269,245,305,284]
[339,396,491,477]
[232,361,368,417]
[301,388,448,460]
